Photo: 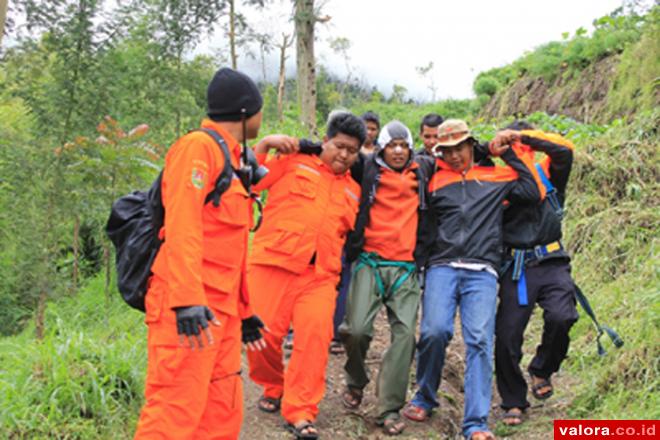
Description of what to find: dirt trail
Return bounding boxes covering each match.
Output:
[240,309,575,440]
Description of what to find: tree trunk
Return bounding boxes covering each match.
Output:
[277,34,290,123]
[104,242,111,324]
[175,45,183,138]
[0,0,8,50]
[294,0,317,136]
[229,0,237,69]
[104,242,111,299]
[260,44,267,83]
[72,215,79,293]
[35,290,47,340]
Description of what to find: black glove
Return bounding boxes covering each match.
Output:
[174,305,217,348]
[298,139,322,155]
[241,315,265,345]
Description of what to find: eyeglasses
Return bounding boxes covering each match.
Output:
[437,130,468,144]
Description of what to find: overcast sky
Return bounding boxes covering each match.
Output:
[6,0,645,100]
[209,0,641,101]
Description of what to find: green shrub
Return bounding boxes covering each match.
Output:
[473,76,500,97]
[0,275,147,438]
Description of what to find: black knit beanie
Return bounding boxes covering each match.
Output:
[207,68,263,121]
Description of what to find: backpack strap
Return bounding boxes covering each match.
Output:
[193,128,235,207]
[535,163,563,219]
[574,284,624,356]
[346,158,380,263]
[412,167,427,211]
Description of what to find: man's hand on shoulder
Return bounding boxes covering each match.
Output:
[489,130,521,156]
[253,135,299,155]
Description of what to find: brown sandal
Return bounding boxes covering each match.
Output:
[329,340,345,355]
[530,374,554,400]
[257,395,281,413]
[284,420,319,440]
[402,403,431,422]
[341,387,363,410]
[381,415,406,436]
[501,408,524,426]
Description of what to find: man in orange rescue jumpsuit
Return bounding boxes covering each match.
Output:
[134,67,289,440]
[247,112,366,439]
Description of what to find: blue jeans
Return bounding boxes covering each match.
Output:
[412,266,498,438]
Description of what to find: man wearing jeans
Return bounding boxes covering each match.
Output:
[403,120,543,440]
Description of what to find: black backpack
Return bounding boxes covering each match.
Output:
[106,128,234,312]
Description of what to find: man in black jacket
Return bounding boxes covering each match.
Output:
[403,119,543,440]
[494,122,579,426]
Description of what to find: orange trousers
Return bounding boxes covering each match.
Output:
[247,264,337,423]
[134,277,243,440]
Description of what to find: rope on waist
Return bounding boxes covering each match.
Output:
[353,252,416,299]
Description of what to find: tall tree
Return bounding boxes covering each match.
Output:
[143,0,228,136]
[10,0,139,140]
[390,84,408,104]
[252,29,274,82]
[229,0,237,68]
[293,0,329,136]
[416,61,438,101]
[0,0,8,48]
[276,32,293,121]
[12,0,102,141]
[329,36,352,104]
[226,0,267,69]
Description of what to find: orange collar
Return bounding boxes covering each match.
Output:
[200,119,242,163]
[435,158,475,175]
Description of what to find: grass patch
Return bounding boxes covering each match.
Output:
[561,109,659,420]
[0,276,146,438]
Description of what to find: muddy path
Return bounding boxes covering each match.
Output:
[240,309,575,440]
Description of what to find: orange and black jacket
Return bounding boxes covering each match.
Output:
[427,145,543,269]
[502,133,574,259]
[345,153,435,269]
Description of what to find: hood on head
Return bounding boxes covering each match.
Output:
[377,120,414,151]
[375,120,414,170]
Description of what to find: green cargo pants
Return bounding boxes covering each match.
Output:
[338,258,420,421]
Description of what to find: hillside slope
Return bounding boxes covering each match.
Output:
[478,7,659,123]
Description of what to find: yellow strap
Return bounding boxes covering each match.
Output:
[511,240,562,256]
[546,241,561,253]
